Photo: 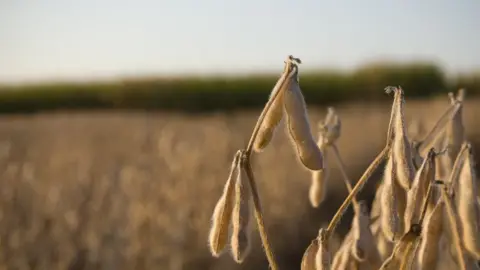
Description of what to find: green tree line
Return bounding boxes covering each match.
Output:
[0,62,478,113]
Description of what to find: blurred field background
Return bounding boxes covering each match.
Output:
[0,62,479,113]
[2,1,480,270]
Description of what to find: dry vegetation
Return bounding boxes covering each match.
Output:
[0,57,480,270]
[206,56,480,270]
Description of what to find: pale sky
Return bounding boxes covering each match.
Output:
[1,0,479,83]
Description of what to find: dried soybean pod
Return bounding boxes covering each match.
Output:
[283,64,324,171]
[379,225,421,270]
[253,62,292,152]
[320,107,342,146]
[309,111,337,208]
[381,153,400,242]
[331,240,348,269]
[309,145,329,207]
[370,183,392,260]
[411,140,424,170]
[387,86,415,190]
[352,201,377,263]
[309,169,328,207]
[230,163,253,263]
[417,99,462,157]
[397,176,436,270]
[315,228,331,270]
[393,177,407,235]
[370,183,384,219]
[385,86,397,144]
[457,143,480,260]
[442,186,467,270]
[332,238,357,270]
[417,198,444,270]
[408,118,426,142]
[445,89,465,162]
[370,215,381,236]
[377,230,394,261]
[208,152,241,256]
[399,235,422,270]
[441,143,468,257]
[301,239,319,270]
[405,148,436,227]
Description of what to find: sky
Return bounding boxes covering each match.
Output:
[1,0,479,84]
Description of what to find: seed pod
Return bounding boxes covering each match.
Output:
[405,149,436,227]
[319,107,341,146]
[389,86,415,190]
[377,230,394,261]
[331,231,353,267]
[379,225,422,270]
[253,64,291,152]
[301,239,319,270]
[371,217,393,261]
[352,201,378,263]
[230,164,252,263]
[370,183,384,219]
[315,228,331,270]
[442,186,468,270]
[435,135,452,188]
[417,95,462,157]
[440,143,469,259]
[394,177,407,235]
[332,238,357,270]
[411,140,424,172]
[417,199,444,270]
[399,235,422,270]
[457,144,480,260]
[381,153,400,241]
[283,65,324,171]
[408,118,426,142]
[445,89,465,162]
[331,242,349,270]
[371,216,381,236]
[309,146,329,207]
[208,153,240,256]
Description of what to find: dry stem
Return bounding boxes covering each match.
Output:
[331,144,358,207]
[243,158,278,270]
[237,56,300,270]
[325,146,389,239]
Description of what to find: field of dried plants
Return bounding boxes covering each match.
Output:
[0,59,479,270]
[0,97,477,270]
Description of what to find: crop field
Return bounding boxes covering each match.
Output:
[0,62,478,114]
[0,90,478,269]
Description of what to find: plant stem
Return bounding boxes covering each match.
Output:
[243,159,279,270]
[240,56,299,270]
[331,144,358,207]
[325,146,389,240]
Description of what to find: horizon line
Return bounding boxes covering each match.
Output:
[1,60,479,87]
